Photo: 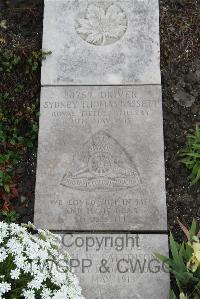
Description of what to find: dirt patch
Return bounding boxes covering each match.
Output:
[160,0,200,240]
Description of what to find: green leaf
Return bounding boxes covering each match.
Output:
[4,184,10,193]
[184,243,193,260]
[170,233,188,275]
[154,252,170,264]
[179,293,187,299]
[190,219,197,238]
[170,290,177,299]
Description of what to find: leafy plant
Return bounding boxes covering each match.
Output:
[0,49,44,206]
[0,49,20,73]
[0,9,51,216]
[0,150,20,193]
[170,290,189,299]
[179,126,200,185]
[0,115,38,149]
[26,50,51,74]
[0,210,19,223]
[155,219,200,299]
[0,92,13,102]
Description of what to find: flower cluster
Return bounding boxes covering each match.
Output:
[0,222,85,299]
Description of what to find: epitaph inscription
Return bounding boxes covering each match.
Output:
[34,86,167,230]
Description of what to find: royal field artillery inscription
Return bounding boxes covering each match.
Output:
[34,86,167,231]
[61,130,141,192]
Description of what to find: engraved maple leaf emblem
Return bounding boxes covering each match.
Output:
[75,3,128,46]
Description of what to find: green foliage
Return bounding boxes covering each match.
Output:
[0,49,46,199]
[0,92,13,102]
[0,150,20,192]
[170,290,189,299]
[0,115,38,148]
[0,170,12,193]
[155,219,200,299]
[0,112,39,194]
[0,48,20,73]
[26,50,52,74]
[0,48,51,75]
[0,211,19,223]
[180,126,200,185]
[0,11,51,212]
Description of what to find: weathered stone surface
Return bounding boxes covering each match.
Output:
[41,0,161,85]
[60,233,169,299]
[34,85,167,230]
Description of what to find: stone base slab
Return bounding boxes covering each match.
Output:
[60,233,169,299]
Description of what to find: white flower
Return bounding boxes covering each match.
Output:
[23,289,35,299]
[37,248,48,261]
[10,223,26,235]
[25,243,40,260]
[10,269,20,280]
[28,278,43,290]
[6,238,23,254]
[23,222,35,230]
[22,261,32,274]
[41,287,52,299]
[0,221,8,231]
[14,255,26,269]
[0,248,8,262]
[52,290,67,299]
[0,222,9,240]
[0,282,11,295]
[0,222,85,299]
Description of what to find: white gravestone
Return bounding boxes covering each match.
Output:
[35,0,169,298]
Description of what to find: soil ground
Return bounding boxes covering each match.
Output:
[0,0,199,239]
[160,0,200,241]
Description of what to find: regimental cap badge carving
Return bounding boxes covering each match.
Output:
[61,131,141,192]
[75,2,128,46]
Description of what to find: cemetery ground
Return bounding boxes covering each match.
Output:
[0,1,199,241]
